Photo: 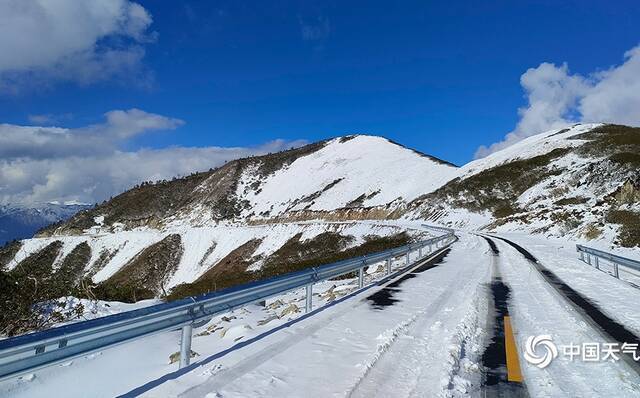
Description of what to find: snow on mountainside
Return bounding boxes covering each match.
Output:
[411,123,640,248]
[1,124,639,336]
[4,221,426,290]
[232,135,458,219]
[0,220,430,335]
[35,135,457,237]
[459,123,600,178]
[1,135,456,334]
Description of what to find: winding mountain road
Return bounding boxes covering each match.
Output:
[144,233,640,398]
[4,233,639,398]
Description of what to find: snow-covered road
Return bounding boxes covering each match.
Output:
[146,235,491,398]
[3,232,639,398]
[485,236,640,397]
[157,233,640,398]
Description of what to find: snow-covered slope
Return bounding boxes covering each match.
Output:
[33,135,457,236]
[459,123,600,178]
[233,135,458,218]
[2,125,638,325]
[1,135,459,329]
[411,123,640,248]
[3,221,429,290]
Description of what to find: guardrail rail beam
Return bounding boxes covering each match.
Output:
[0,228,456,382]
[576,244,640,282]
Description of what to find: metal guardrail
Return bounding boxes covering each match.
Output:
[421,224,455,234]
[0,231,455,381]
[576,244,640,279]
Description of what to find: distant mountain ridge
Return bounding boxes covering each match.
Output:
[0,202,91,246]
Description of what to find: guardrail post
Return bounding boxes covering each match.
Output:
[358,267,364,288]
[587,254,591,265]
[305,284,313,313]
[613,263,620,279]
[179,324,193,369]
[580,251,584,262]
[0,233,468,381]
[418,247,422,258]
[594,256,599,270]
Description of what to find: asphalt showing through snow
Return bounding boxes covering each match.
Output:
[365,248,451,310]
[479,236,528,398]
[491,235,640,376]
[347,239,488,398]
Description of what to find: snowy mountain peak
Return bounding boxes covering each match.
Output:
[227,134,459,221]
[37,135,460,235]
[328,134,457,166]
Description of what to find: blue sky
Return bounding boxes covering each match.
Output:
[1,1,639,204]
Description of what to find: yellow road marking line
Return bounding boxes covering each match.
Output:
[504,315,524,383]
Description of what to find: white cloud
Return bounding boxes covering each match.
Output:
[580,46,640,126]
[0,110,307,205]
[0,0,155,92]
[476,44,640,158]
[86,108,184,139]
[28,113,73,125]
[0,109,182,160]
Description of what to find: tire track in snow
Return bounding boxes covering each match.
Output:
[179,244,455,398]
[346,237,488,398]
[493,235,640,376]
[491,236,640,396]
[478,236,528,398]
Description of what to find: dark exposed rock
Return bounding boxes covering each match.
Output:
[614,180,640,204]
